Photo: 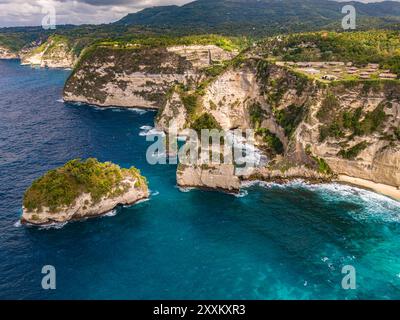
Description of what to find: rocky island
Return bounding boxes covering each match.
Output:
[21,158,149,225]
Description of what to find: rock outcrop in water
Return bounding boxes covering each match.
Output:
[177,164,241,193]
[21,158,149,225]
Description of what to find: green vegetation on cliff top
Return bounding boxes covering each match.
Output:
[263,31,400,75]
[23,158,147,213]
[92,34,244,52]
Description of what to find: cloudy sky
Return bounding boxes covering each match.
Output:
[0,0,395,28]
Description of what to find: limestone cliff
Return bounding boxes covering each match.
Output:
[156,57,267,134]
[296,82,400,188]
[63,43,236,108]
[167,60,400,192]
[177,164,241,193]
[0,45,18,59]
[20,36,78,69]
[59,38,400,197]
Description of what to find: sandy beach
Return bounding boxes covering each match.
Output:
[337,175,400,202]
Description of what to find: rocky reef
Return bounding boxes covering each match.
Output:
[21,158,149,225]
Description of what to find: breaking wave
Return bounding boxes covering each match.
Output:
[139,126,165,137]
[38,222,69,231]
[103,209,118,217]
[242,180,400,223]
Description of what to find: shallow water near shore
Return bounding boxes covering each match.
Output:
[0,59,400,300]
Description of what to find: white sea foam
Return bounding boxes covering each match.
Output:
[178,186,195,193]
[243,179,400,222]
[235,189,248,198]
[151,191,160,197]
[56,98,64,103]
[135,198,150,205]
[68,101,103,109]
[69,101,83,106]
[139,126,165,137]
[38,222,68,230]
[103,209,117,217]
[126,108,148,115]
[13,220,22,228]
[110,107,148,114]
[66,102,149,115]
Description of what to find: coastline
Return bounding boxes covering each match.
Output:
[63,98,160,110]
[21,193,149,227]
[336,175,400,202]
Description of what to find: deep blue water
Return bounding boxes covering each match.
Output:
[0,59,400,300]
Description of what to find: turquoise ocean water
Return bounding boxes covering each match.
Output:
[0,60,399,299]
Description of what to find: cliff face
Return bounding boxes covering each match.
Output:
[59,39,399,194]
[296,82,400,188]
[177,164,241,192]
[0,45,18,59]
[156,58,268,133]
[170,61,400,190]
[63,44,236,108]
[259,65,400,188]
[20,37,77,68]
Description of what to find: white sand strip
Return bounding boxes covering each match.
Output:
[337,175,400,201]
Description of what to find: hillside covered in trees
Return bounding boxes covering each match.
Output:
[1,0,400,53]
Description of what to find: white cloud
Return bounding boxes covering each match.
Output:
[0,0,192,27]
[0,0,398,28]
